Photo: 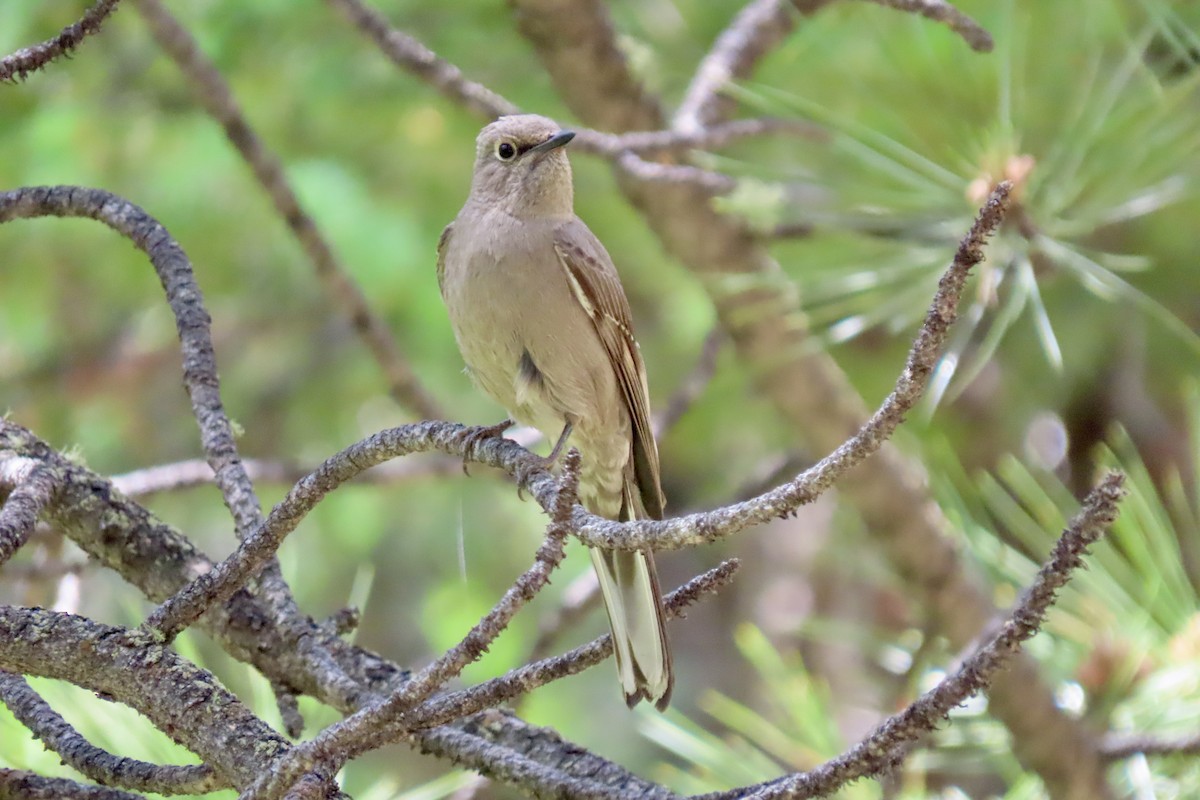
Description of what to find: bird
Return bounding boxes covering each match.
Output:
[436,114,673,710]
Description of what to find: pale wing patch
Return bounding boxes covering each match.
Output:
[553,243,597,319]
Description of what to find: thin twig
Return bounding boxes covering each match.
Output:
[110,455,462,497]
[0,459,59,567]
[572,118,823,156]
[0,186,263,543]
[616,151,737,193]
[697,473,1127,800]
[526,569,602,662]
[0,671,224,795]
[324,0,518,118]
[564,182,1013,552]
[1100,731,1200,761]
[132,0,442,421]
[673,0,800,134]
[249,452,584,800]
[0,768,149,800]
[0,0,123,82]
[406,559,740,732]
[857,0,993,52]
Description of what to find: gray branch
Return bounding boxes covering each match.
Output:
[0,671,224,795]
[0,607,289,789]
[695,472,1127,799]
[0,0,123,82]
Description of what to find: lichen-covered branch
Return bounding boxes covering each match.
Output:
[248,452,583,800]
[0,607,288,790]
[0,420,724,797]
[0,0,123,82]
[110,455,461,498]
[0,769,148,800]
[0,671,224,795]
[0,459,59,567]
[0,185,264,553]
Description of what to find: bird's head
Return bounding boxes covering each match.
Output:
[470,114,576,218]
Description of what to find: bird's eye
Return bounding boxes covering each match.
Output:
[495,141,517,161]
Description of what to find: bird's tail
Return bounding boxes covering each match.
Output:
[589,545,673,710]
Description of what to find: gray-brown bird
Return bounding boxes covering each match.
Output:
[437,114,673,709]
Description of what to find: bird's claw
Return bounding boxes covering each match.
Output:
[514,454,556,500]
[461,419,514,475]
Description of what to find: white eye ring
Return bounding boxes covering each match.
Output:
[495,141,517,161]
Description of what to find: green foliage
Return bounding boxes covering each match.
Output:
[3,0,1200,794]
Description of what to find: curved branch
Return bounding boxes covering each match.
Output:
[407,560,740,733]
[857,0,993,52]
[324,0,517,118]
[0,671,224,795]
[0,0,123,82]
[132,0,443,421]
[0,185,263,549]
[0,607,289,790]
[674,0,803,133]
[137,182,1008,635]
[573,118,823,156]
[0,459,59,566]
[0,769,147,800]
[0,420,689,798]
[249,453,584,800]
[697,473,1127,800]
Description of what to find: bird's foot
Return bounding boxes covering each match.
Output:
[461,419,514,476]
[514,421,573,499]
[514,453,557,500]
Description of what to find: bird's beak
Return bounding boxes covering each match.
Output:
[528,130,576,155]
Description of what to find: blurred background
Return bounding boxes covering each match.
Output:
[2,0,1199,797]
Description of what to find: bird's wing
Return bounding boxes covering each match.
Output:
[435,223,454,295]
[553,219,664,520]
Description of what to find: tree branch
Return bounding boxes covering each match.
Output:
[573,118,823,156]
[0,0,123,82]
[0,459,59,567]
[1100,731,1200,761]
[0,607,289,790]
[0,671,224,795]
[249,451,583,800]
[0,186,264,544]
[325,0,517,118]
[131,0,443,421]
[110,455,462,498]
[407,560,740,733]
[0,420,719,797]
[857,0,993,52]
[0,769,148,800]
[696,472,1127,799]
[674,0,803,134]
